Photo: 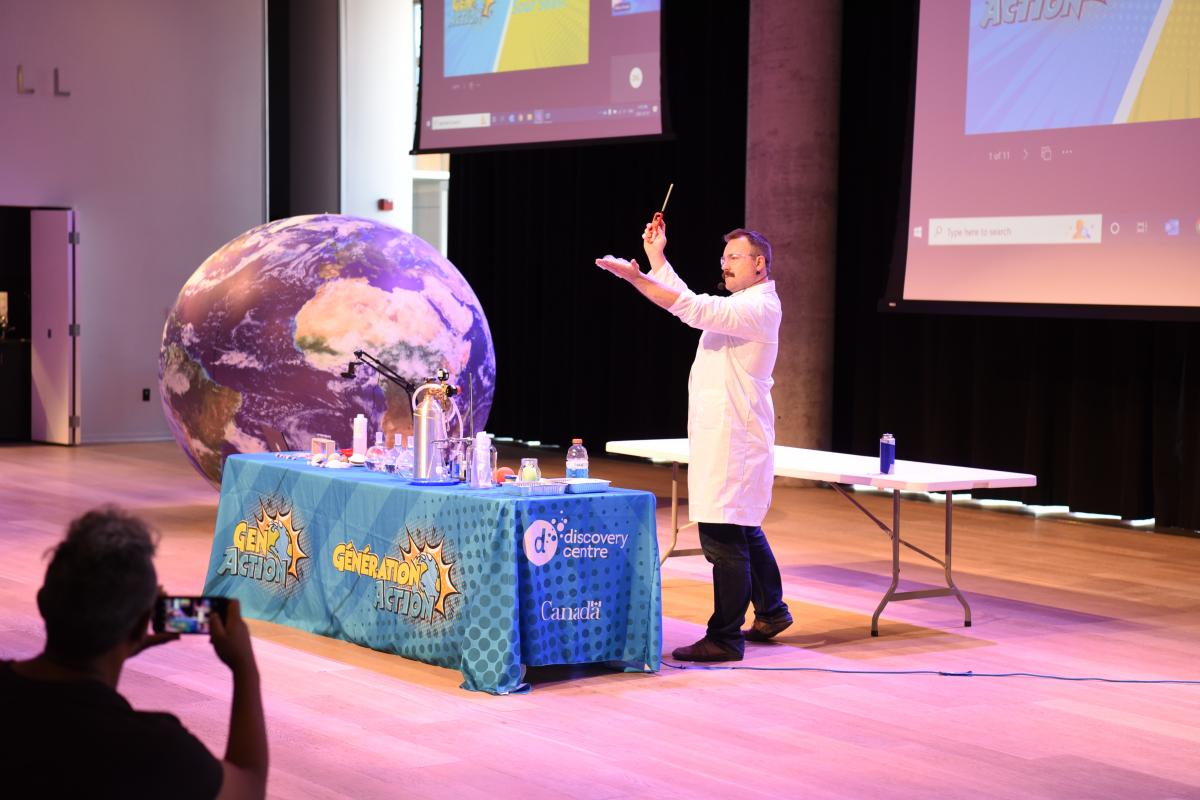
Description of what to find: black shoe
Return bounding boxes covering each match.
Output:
[671,637,743,662]
[742,614,793,642]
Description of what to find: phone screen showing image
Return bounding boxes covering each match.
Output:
[154,596,227,634]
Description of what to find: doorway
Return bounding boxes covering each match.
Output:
[0,205,79,444]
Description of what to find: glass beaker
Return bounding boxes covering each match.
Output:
[518,457,541,482]
[467,441,498,488]
[446,438,467,482]
[311,434,335,463]
[430,440,449,479]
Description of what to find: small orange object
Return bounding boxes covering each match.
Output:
[649,211,664,241]
[648,183,673,242]
[494,466,515,484]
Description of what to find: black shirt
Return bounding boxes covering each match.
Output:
[0,660,223,800]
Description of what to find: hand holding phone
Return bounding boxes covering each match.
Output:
[153,595,230,635]
[209,598,257,676]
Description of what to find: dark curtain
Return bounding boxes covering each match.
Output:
[448,1,749,453]
[833,2,1200,530]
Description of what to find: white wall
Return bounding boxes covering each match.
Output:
[340,0,415,230]
[0,0,266,442]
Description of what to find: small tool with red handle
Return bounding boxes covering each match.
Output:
[649,182,674,242]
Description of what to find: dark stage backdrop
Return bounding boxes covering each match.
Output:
[833,2,1200,532]
[448,2,748,455]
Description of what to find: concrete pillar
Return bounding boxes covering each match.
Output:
[746,1,841,451]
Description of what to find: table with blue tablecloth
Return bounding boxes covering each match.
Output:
[203,454,662,694]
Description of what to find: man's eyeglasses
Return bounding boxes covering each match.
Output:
[719,253,760,268]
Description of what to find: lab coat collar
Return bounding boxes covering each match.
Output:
[732,279,776,297]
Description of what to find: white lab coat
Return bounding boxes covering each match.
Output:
[651,261,780,526]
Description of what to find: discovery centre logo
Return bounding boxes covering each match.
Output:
[523,520,558,566]
[522,515,630,565]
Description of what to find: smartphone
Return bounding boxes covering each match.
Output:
[153,595,229,635]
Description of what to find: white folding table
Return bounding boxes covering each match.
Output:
[606,438,1037,636]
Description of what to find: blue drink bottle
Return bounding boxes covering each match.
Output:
[879,433,896,475]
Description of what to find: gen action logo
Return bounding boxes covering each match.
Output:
[217,502,308,588]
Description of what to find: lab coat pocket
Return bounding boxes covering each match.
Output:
[692,389,727,431]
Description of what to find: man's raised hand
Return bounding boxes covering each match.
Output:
[594,255,645,283]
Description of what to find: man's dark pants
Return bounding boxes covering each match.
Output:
[697,522,790,655]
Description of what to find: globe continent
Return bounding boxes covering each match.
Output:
[159,214,495,488]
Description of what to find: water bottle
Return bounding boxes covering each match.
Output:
[566,438,589,478]
[365,431,388,472]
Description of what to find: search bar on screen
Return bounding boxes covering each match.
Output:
[927,214,1103,246]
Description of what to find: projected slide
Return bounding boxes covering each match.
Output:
[444,0,589,78]
[900,0,1200,312]
[967,0,1200,133]
[418,0,662,151]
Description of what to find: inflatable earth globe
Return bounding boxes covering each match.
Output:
[159,214,495,488]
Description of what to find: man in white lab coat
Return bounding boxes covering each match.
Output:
[595,221,792,662]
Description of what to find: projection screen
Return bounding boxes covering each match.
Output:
[890,0,1200,318]
[414,0,663,153]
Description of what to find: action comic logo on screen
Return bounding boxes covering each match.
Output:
[522,512,630,566]
[333,528,461,624]
[978,0,1106,28]
[217,501,309,588]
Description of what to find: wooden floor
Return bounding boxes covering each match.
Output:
[3,442,1200,799]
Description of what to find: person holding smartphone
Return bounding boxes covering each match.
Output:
[0,507,269,799]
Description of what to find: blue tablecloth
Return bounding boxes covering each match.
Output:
[203,454,662,694]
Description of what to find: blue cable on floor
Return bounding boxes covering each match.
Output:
[661,662,1200,685]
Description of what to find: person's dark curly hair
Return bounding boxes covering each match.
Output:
[37,506,159,659]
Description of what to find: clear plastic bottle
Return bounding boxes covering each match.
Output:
[397,435,415,479]
[566,438,589,478]
[385,433,403,474]
[352,413,368,462]
[365,431,388,472]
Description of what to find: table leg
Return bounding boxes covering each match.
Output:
[871,490,902,636]
[829,484,972,636]
[661,460,700,564]
[944,491,971,627]
[669,460,678,553]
